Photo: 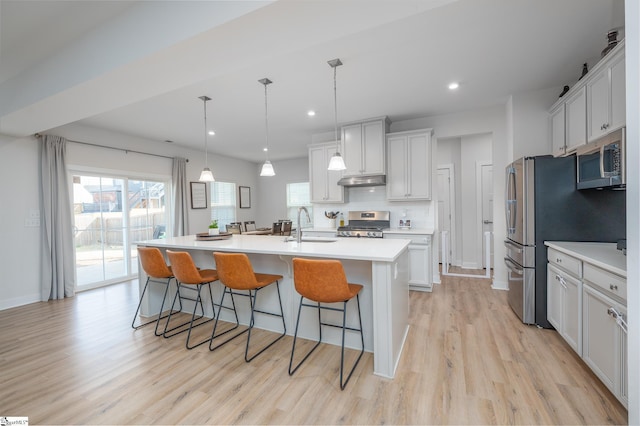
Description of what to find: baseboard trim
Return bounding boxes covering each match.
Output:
[0,293,41,311]
[491,279,508,291]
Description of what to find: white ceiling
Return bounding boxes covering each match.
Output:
[0,0,624,163]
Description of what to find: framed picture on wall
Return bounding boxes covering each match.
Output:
[190,182,207,209]
[239,186,251,209]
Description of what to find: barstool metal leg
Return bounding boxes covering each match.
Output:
[339,294,365,390]
[132,277,183,332]
[245,281,287,362]
[209,287,245,351]
[288,298,322,376]
[162,282,210,339]
[185,283,217,349]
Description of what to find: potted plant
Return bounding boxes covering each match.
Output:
[208,220,219,235]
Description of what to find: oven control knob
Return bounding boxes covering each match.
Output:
[356,233,361,238]
[367,232,374,237]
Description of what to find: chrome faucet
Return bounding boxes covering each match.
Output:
[297,206,311,243]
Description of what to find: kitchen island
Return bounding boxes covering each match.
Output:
[137,234,411,378]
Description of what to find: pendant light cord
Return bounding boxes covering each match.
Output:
[264,82,270,161]
[333,65,339,151]
[203,98,208,167]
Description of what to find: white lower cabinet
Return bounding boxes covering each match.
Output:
[582,283,627,408]
[547,264,582,355]
[546,244,627,409]
[384,233,432,292]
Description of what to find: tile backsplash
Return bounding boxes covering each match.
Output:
[312,186,434,229]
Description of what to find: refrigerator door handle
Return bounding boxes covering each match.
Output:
[504,257,524,275]
[505,167,517,235]
[504,240,523,253]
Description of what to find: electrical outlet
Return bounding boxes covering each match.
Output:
[25,218,40,227]
[29,209,40,219]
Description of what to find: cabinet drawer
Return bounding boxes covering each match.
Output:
[548,263,581,288]
[548,248,582,277]
[583,263,626,303]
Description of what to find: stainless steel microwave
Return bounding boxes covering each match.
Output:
[576,128,625,190]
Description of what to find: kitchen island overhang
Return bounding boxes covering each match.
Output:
[136,234,411,379]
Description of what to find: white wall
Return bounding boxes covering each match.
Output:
[256,157,309,227]
[511,86,560,159]
[0,136,41,308]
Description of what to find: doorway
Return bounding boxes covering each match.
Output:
[72,174,168,290]
[477,162,494,270]
[437,165,456,264]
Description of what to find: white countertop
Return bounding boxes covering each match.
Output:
[138,234,410,262]
[544,241,627,277]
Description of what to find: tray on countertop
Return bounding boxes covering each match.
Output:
[196,232,233,241]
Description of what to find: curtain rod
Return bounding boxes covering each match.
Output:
[35,133,188,162]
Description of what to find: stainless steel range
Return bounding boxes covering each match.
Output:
[337,211,390,238]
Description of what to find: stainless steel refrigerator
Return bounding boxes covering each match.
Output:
[504,155,625,328]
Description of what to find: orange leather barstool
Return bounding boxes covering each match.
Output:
[210,252,286,362]
[164,250,221,349]
[289,258,364,390]
[133,247,183,336]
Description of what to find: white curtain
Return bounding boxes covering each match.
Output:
[38,135,75,300]
[172,157,189,236]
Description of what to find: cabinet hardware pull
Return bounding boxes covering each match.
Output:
[556,258,562,263]
[609,284,618,291]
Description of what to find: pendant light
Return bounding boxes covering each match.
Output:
[259,78,276,176]
[198,95,215,182]
[327,58,346,171]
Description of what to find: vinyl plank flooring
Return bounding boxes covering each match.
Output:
[0,274,628,424]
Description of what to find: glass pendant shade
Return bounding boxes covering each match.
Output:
[260,160,275,176]
[199,167,215,182]
[328,152,346,171]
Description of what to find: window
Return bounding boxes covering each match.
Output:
[286,182,313,228]
[211,181,236,231]
[72,174,168,290]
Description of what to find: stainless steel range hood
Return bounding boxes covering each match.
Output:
[337,175,386,187]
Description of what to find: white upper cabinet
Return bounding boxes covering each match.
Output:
[550,103,566,157]
[548,40,625,156]
[587,47,626,142]
[341,117,390,177]
[565,86,587,154]
[386,129,432,201]
[309,142,344,203]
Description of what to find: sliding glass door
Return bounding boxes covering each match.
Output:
[73,174,168,290]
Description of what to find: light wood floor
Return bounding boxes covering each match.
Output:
[0,274,628,425]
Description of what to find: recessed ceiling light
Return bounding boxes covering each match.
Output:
[263,147,268,152]
[307,110,316,117]
[448,82,459,90]
[208,130,215,135]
